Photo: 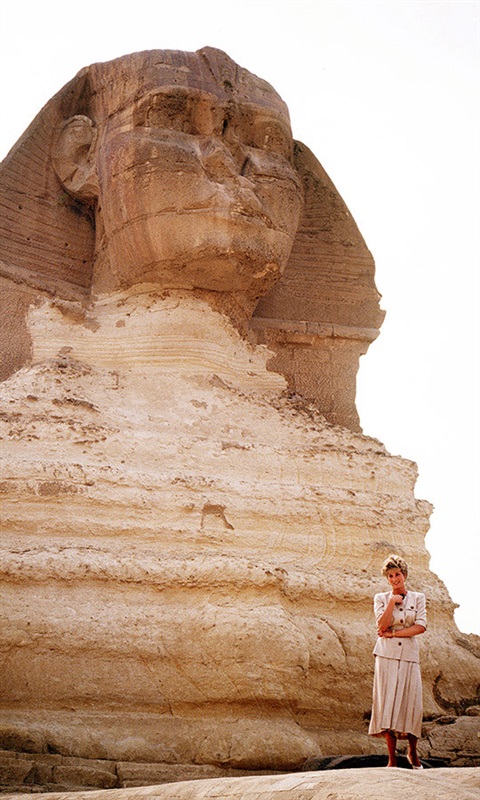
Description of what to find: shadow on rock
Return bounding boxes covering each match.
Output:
[302,754,450,770]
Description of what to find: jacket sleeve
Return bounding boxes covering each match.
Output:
[415,593,427,629]
[373,593,387,625]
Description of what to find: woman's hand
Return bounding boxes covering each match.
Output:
[378,628,395,638]
[376,593,405,632]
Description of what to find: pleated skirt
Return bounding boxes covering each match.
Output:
[368,655,423,739]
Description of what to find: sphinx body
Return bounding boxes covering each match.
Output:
[0,49,478,776]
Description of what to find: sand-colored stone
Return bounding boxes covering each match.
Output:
[1,769,480,800]
[0,48,382,430]
[0,48,478,787]
[0,289,478,771]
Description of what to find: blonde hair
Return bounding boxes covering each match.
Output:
[381,553,408,578]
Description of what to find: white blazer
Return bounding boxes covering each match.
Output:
[372,590,427,663]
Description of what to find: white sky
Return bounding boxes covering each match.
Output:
[0,0,478,634]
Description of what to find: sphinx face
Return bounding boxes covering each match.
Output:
[93,71,304,295]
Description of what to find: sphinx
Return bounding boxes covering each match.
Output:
[0,48,477,777]
[0,47,384,430]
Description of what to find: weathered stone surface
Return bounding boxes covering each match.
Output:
[0,757,34,786]
[0,750,121,792]
[0,749,279,793]
[0,291,477,770]
[0,48,383,430]
[51,765,118,789]
[252,141,385,430]
[1,768,480,800]
[116,762,255,787]
[0,48,478,784]
[423,717,480,765]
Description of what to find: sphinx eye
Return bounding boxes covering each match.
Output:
[137,92,222,137]
[144,93,194,132]
[135,91,199,134]
[252,118,293,159]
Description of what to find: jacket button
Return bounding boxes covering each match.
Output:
[400,619,404,623]
[398,641,402,645]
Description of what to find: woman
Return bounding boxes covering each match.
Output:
[369,554,427,768]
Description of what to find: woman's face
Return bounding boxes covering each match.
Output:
[94,71,304,296]
[386,568,406,593]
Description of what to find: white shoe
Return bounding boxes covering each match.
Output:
[407,753,423,770]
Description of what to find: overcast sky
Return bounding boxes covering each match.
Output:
[0,0,478,634]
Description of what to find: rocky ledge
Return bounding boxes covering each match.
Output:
[0,767,479,800]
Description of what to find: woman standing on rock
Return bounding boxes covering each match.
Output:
[369,554,427,768]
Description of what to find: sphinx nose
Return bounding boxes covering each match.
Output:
[199,139,242,182]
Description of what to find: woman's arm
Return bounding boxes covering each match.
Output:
[376,594,404,633]
[379,624,426,638]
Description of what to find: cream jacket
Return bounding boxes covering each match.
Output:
[372,590,427,663]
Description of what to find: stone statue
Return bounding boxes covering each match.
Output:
[51,48,304,311]
[0,49,477,786]
[0,47,384,430]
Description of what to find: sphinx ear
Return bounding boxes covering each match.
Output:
[52,115,99,200]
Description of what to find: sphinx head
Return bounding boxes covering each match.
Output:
[0,47,384,425]
[49,48,304,308]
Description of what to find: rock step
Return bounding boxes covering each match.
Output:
[0,751,279,794]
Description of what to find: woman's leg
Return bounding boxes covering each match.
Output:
[385,730,397,767]
[407,734,422,767]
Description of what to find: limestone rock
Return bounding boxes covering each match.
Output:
[0,291,478,769]
[0,48,478,778]
[422,717,480,766]
[0,48,383,430]
[0,756,34,787]
[1,769,480,800]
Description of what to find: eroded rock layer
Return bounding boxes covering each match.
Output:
[1,768,480,800]
[0,46,478,780]
[0,291,478,769]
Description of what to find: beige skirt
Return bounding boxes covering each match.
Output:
[368,655,423,739]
